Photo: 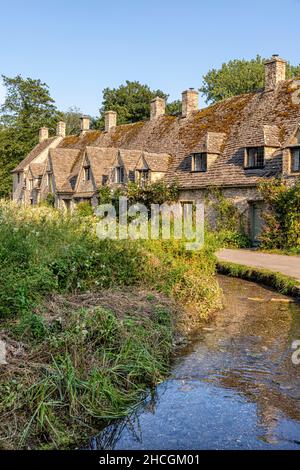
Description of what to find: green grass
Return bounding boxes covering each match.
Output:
[0,202,221,448]
[217,260,300,298]
[1,305,173,449]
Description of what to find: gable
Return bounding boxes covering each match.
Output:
[284,124,300,147]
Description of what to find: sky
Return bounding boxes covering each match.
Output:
[1,0,300,116]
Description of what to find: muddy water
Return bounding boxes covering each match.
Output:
[88,276,300,450]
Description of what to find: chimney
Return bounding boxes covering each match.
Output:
[150,97,165,120]
[39,127,49,143]
[182,88,199,118]
[80,115,90,135]
[105,110,117,132]
[56,121,66,138]
[265,55,286,91]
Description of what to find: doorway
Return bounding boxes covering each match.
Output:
[249,202,264,246]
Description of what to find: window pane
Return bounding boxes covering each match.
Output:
[247,147,264,168]
[193,153,207,172]
[292,148,300,172]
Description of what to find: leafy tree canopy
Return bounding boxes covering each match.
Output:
[96,80,180,128]
[0,75,62,197]
[200,55,300,103]
[61,106,82,136]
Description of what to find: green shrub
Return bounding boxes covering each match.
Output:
[75,201,94,217]
[259,178,300,250]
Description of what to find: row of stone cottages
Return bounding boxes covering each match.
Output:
[12,55,300,243]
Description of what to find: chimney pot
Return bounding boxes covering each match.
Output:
[182,89,199,118]
[80,115,90,135]
[56,121,66,138]
[265,55,286,91]
[39,127,49,143]
[150,97,165,120]
[105,111,117,132]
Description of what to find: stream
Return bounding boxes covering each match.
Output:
[87,275,300,450]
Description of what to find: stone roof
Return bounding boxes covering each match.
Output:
[29,162,46,178]
[49,148,81,192]
[54,79,300,189]
[12,137,58,173]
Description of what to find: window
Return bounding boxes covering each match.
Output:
[291,148,300,173]
[47,172,52,191]
[138,170,149,187]
[17,172,21,184]
[115,166,125,183]
[191,153,207,172]
[102,175,108,185]
[84,166,91,181]
[245,147,265,169]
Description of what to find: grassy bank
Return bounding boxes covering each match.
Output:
[217,260,300,298]
[0,202,221,449]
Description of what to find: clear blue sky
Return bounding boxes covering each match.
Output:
[1,0,300,116]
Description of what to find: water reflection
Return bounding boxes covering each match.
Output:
[87,276,300,450]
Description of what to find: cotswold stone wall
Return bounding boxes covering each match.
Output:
[179,186,262,234]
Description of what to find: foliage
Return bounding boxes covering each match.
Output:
[75,201,94,217]
[61,106,82,135]
[98,185,113,205]
[96,80,168,127]
[0,75,62,197]
[258,178,300,249]
[0,201,220,321]
[200,55,300,103]
[95,81,181,128]
[205,189,250,248]
[45,193,55,207]
[166,99,182,116]
[0,305,173,449]
[0,201,221,448]
[98,181,179,212]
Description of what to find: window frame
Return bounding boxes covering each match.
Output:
[245,147,265,169]
[191,153,207,172]
[84,166,91,181]
[47,172,52,191]
[291,147,300,173]
[138,169,149,187]
[115,166,125,184]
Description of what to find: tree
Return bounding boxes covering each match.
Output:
[96,81,168,128]
[200,56,300,103]
[0,75,62,197]
[166,99,182,116]
[61,106,82,135]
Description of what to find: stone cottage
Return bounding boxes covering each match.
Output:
[12,55,300,243]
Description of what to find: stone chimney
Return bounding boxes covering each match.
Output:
[39,127,49,143]
[80,115,90,135]
[182,88,199,118]
[56,121,66,138]
[150,97,165,120]
[105,111,117,132]
[265,55,286,91]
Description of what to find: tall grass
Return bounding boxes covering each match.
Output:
[0,201,221,448]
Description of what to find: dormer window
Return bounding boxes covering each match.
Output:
[245,147,265,169]
[191,153,207,172]
[291,148,300,173]
[115,166,125,183]
[84,166,91,181]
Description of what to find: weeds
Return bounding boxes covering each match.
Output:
[0,201,221,448]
